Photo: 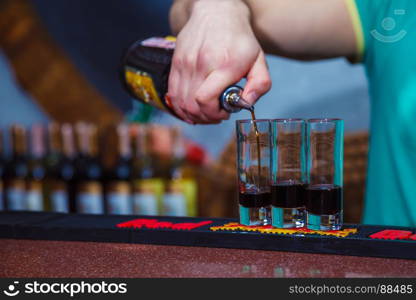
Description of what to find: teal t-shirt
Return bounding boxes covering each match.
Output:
[346,0,416,226]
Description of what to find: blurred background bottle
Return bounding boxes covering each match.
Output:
[60,123,77,213]
[74,123,104,214]
[26,124,47,212]
[3,125,28,211]
[163,126,197,217]
[131,124,164,215]
[104,123,132,215]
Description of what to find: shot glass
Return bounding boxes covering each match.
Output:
[270,119,307,228]
[236,119,271,226]
[306,119,344,230]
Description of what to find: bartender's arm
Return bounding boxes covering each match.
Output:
[168,0,357,124]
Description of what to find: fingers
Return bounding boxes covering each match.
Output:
[193,69,243,122]
[241,52,272,106]
[167,63,191,123]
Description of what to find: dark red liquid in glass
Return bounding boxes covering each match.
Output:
[271,183,306,208]
[305,184,342,215]
[239,192,271,208]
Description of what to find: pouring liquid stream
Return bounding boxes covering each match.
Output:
[247,107,262,189]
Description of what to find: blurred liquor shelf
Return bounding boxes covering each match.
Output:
[0,122,201,217]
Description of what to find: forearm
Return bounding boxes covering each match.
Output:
[243,0,357,60]
[170,0,250,35]
[169,0,194,35]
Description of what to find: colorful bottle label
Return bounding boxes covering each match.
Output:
[6,180,26,211]
[132,178,164,215]
[107,181,132,215]
[76,182,104,214]
[125,69,165,110]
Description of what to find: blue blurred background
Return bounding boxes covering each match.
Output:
[0,0,370,157]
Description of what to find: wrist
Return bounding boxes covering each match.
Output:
[192,0,250,20]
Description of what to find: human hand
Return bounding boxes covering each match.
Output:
[168,0,271,124]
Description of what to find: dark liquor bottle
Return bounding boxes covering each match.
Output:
[162,126,197,217]
[122,37,253,119]
[131,124,163,215]
[43,123,71,213]
[60,123,77,213]
[0,130,4,211]
[4,125,29,211]
[74,123,104,214]
[105,124,132,215]
[26,124,47,211]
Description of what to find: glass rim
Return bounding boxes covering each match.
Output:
[307,118,343,123]
[271,118,305,123]
[236,119,271,124]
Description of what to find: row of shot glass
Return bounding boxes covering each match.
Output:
[236,118,343,231]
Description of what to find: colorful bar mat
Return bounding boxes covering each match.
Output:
[0,212,415,260]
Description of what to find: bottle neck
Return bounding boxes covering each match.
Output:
[61,123,76,159]
[76,123,98,158]
[11,125,27,158]
[171,126,185,163]
[30,124,46,159]
[134,125,150,161]
[47,123,62,155]
[117,124,131,159]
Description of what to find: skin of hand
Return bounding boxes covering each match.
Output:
[168,0,271,124]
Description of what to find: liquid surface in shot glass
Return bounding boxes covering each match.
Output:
[305,184,342,215]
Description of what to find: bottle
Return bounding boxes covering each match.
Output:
[162,126,197,217]
[131,124,164,215]
[0,129,5,211]
[74,123,104,214]
[105,124,132,215]
[44,123,71,213]
[26,124,47,211]
[60,123,77,213]
[4,125,29,211]
[121,37,254,119]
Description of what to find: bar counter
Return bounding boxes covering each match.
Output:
[1,212,416,278]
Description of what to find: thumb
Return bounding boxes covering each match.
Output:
[242,51,272,105]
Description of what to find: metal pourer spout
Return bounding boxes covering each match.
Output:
[220,85,254,113]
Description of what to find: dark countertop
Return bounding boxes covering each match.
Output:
[1,239,416,278]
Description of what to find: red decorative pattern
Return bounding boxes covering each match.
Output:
[117,218,212,230]
[369,230,413,240]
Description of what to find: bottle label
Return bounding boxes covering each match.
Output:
[132,178,163,215]
[76,182,104,214]
[163,192,187,216]
[51,190,69,213]
[163,179,197,217]
[125,68,165,110]
[141,36,176,49]
[107,181,132,215]
[133,193,158,216]
[6,180,26,211]
[26,181,43,211]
